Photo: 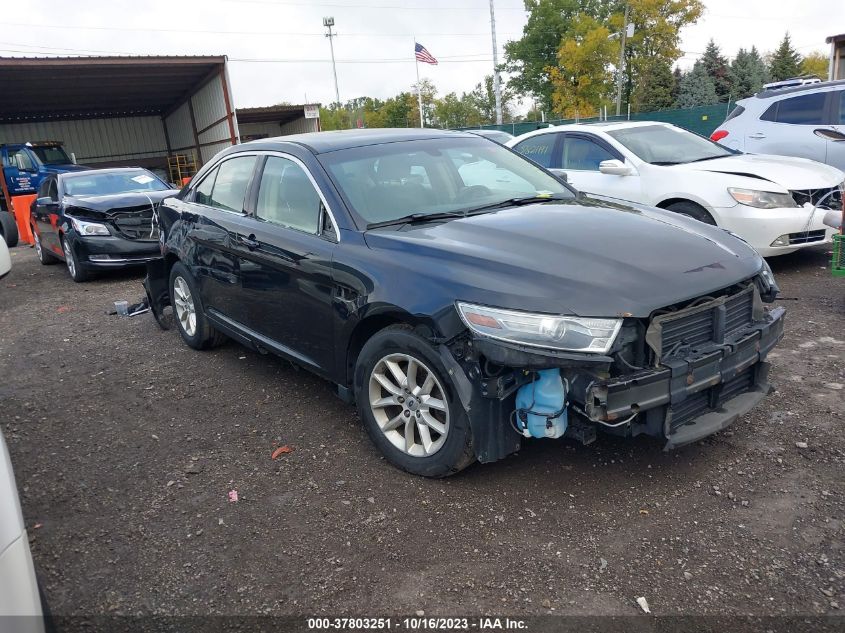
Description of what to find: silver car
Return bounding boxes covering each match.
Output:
[712,80,845,173]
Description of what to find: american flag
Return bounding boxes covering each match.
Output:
[415,42,438,65]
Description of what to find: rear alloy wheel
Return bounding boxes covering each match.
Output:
[168,262,226,350]
[33,229,56,265]
[61,236,89,282]
[355,325,475,477]
[666,200,715,225]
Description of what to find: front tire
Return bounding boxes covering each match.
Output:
[354,325,475,477]
[0,211,19,247]
[666,200,716,225]
[61,235,89,282]
[169,262,226,350]
[33,228,57,265]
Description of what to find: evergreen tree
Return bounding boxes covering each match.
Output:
[769,33,802,81]
[676,61,718,108]
[633,59,675,111]
[700,39,731,99]
[671,66,682,105]
[730,46,769,98]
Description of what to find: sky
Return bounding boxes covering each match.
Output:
[0,0,841,112]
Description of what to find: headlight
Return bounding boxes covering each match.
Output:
[728,187,796,209]
[70,217,110,236]
[457,302,622,354]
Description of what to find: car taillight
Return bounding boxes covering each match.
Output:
[711,130,729,142]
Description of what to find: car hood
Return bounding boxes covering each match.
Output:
[363,200,763,317]
[670,154,844,190]
[64,190,179,217]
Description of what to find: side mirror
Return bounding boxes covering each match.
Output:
[599,159,632,176]
[549,168,568,183]
[36,197,55,206]
[814,128,845,142]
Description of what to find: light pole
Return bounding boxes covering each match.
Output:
[611,5,633,117]
[323,17,341,109]
[488,0,503,125]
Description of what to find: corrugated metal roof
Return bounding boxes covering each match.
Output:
[236,104,320,125]
[0,56,227,122]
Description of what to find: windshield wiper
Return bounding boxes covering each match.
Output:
[366,211,468,229]
[684,155,728,163]
[459,194,571,214]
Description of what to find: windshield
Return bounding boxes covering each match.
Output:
[63,170,170,196]
[607,124,735,165]
[319,137,572,226]
[31,145,72,166]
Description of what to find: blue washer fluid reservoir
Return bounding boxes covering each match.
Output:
[515,369,568,439]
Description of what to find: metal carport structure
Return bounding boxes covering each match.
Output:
[0,55,240,175]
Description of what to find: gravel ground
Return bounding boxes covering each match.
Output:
[0,243,843,626]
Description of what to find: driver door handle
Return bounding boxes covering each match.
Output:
[239,234,259,250]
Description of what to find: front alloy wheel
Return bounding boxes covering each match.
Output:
[172,276,197,337]
[369,353,450,457]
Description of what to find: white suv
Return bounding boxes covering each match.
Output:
[711,80,845,172]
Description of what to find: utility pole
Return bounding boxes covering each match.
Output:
[323,17,341,110]
[614,3,629,117]
[489,0,503,125]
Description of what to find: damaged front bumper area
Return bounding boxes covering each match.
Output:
[585,306,784,449]
[451,285,785,462]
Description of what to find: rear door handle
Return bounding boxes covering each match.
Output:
[748,132,766,139]
[239,234,259,249]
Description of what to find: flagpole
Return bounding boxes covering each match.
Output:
[414,39,424,128]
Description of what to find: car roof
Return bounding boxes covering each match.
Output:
[244,127,478,154]
[513,120,670,140]
[754,78,845,99]
[60,167,152,179]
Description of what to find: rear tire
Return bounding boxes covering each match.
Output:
[169,261,226,350]
[354,325,475,478]
[0,211,19,247]
[665,201,716,225]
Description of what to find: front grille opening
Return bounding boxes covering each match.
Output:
[669,367,756,432]
[790,187,843,210]
[787,229,827,245]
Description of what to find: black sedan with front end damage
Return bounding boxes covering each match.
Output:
[144,128,784,477]
[30,168,179,282]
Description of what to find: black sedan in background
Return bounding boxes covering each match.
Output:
[30,168,179,281]
[145,129,783,477]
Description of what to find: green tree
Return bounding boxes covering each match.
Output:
[622,0,705,109]
[410,78,438,127]
[548,13,616,118]
[671,66,682,104]
[504,0,615,111]
[433,92,482,128]
[632,58,675,111]
[468,75,516,124]
[729,46,769,99]
[769,33,802,81]
[700,39,731,99]
[676,61,718,108]
[801,51,829,79]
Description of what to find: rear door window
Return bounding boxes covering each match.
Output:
[206,156,257,213]
[512,133,558,168]
[761,92,826,124]
[838,91,845,124]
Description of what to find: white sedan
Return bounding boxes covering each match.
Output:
[506,121,845,256]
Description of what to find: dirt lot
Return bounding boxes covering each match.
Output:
[1,244,843,626]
